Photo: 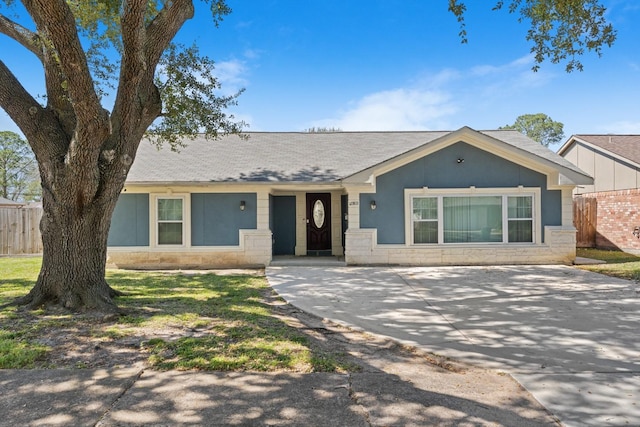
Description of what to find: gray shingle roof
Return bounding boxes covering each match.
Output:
[571,134,640,165]
[127,129,588,184]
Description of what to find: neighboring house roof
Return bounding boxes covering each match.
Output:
[0,196,23,207]
[127,127,590,185]
[557,134,640,167]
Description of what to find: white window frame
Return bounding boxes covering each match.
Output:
[155,195,186,247]
[506,195,534,243]
[404,187,541,245]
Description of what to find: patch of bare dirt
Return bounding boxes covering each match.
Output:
[21,287,459,373]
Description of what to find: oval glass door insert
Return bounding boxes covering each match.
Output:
[312,200,325,228]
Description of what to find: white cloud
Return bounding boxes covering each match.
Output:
[471,54,534,76]
[313,54,557,132]
[330,88,456,131]
[215,59,249,94]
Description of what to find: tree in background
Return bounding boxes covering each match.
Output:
[0,0,616,313]
[500,113,565,147]
[305,127,343,133]
[0,131,39,201]
[0,1,243,312]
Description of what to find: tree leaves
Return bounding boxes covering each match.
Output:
[449,0,616,72]
[0,131,39,201]
[150,43,245,150]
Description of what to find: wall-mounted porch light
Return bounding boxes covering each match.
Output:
[370,200,377,210]
[240,200,246,211]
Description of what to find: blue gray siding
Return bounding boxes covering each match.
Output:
[108,193,150,246]
[360,142,561,244]
[191,193,257,246]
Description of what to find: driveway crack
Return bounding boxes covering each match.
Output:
[396,273,475,344]
[94,369,144,427]
[345,373,373,427]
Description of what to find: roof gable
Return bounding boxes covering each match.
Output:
[558,134,640,167]
[343,127,591,186]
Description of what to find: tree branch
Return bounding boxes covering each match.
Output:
[145,0,195,67]
[0,60,66,157]
[23,0,108,139]
[0,14,74,136]
[0,14,44,61]
[112,0,193,148]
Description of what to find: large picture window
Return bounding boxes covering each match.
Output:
[409,192,535,245]
[443,196,502,243]
[157,197,184,245]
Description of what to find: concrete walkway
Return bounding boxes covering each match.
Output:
[267,265,640,427]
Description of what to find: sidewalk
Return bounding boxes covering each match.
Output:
[1,356,557,426]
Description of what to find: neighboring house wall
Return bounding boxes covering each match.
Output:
[562,140,640,195]
[575,189,640,254]
[559,136,640,253]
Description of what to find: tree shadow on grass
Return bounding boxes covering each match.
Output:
[0,269,558,426]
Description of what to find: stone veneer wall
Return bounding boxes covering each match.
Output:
[345,226,577,265]
[578,189,640,254]
[107,230,272,269]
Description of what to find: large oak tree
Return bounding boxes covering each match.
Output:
[0,0,243,313]
[0,0,616,313]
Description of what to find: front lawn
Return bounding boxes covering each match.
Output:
[0,257,357,372]
[576,248,640,281]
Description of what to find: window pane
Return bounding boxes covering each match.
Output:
[158,223,183,245]
[414,221,438,244]
[413,197,437,220]
[508,220,532,242]
[443,196,502,243]
[508,196,532,219]
[158,198,183,221]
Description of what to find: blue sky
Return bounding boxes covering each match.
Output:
[1,1,640,151]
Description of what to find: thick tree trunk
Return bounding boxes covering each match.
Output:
[18,188,122,313]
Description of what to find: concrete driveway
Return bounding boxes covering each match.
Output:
[266,265,640,427]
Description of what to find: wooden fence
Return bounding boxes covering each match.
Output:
[0,207,43,255]
[573,197,597,248]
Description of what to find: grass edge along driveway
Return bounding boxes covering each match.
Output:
[0,257,358,372]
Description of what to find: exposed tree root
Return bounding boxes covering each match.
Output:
[11,282,125,316]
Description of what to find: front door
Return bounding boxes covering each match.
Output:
[306,193,331,255]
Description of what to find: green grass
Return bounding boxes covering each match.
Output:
[0,257,357,372]
[576,248,640,281]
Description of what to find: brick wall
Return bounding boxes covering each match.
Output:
[578,189,640,254]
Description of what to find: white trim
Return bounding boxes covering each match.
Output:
[404,187,542,246]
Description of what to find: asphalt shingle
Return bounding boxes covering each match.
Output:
[127,130,587,184]
[572,134,640,165]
